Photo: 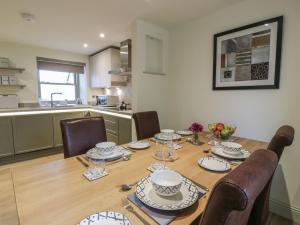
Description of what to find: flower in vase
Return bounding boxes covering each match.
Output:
[189,122,203,133]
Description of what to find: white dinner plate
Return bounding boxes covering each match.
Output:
[176,130,193,136]
[198,156,231,172]
[128,141,150,150]
[154,133,182,141]
[77,211,131,225]
[136,175,199,211]
[86,146,124,161]
[211,146,250,160]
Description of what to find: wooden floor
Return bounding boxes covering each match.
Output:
[0,154,299,225]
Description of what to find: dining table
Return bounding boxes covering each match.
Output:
[0,133,268,225]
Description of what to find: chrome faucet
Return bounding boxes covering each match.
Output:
[50,92,62,107]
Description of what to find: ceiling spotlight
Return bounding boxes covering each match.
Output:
[264,23,269,26]
[21,12,36,22]
[99,33,105,38]
[83,43,88,48]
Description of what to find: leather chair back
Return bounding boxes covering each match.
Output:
[199,150,278,225]
[133,111,160,140]
[60,117,107,158]
[267,125,294,159]
[248,125,294,225]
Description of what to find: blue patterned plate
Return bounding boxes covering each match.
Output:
[136,175,199,211]
[78,211,131,225]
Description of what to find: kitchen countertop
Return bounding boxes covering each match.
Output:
[0,105,133,119]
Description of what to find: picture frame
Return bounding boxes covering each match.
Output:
[213,16,283,90]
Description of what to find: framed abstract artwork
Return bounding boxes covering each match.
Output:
[213,16,283,90]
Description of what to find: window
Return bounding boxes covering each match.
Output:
[37,57,85,103]
[39,70,79,102]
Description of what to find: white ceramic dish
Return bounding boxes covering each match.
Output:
[86,146,124,161]
[95,142,116,156]
[211,146,250,160]
[161,129,175,134]
[176,130,193,136]
[150,170,183,196]
[198,156,231,172]
[136,175,199,211]
[221,142,242,156]
[77,211,131,225]
[128,141,150,150]
[154,133,182,141]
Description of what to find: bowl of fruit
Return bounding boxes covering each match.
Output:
[208,123,236,140]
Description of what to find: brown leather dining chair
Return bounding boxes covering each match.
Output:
[60,117,107,158]
[199,150,278,225]
[133,111,161,140]
[248,125,295,225]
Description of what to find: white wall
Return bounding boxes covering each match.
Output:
[168,0,300,222]
[131,20,169,128]
[0,41,102,103]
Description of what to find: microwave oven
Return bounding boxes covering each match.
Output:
[96,95,119,106]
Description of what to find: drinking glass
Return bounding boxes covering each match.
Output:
[151,140,167,171]
[88,158,106,175]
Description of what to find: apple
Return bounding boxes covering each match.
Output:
[220,129,230,140]
[216,123,225,131]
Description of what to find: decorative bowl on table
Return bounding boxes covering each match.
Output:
[95,142,116,156]
[150,170,183,196]
[221,142,242,156]
[208,123,236,140]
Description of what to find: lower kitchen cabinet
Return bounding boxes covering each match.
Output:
[87,112,132,144]
[0,117,14,157]
[118,118,132,144]
[53,112,85,147]
[106,132,118,143]
[12,114,54,154]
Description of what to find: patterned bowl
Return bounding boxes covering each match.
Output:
[150,170,183,197]
[221,142,242,156]
[95,142,116,156]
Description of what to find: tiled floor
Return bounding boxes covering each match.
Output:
[0,155,299,225]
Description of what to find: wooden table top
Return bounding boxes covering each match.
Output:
[1,134,268,225]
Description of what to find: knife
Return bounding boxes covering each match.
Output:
[177,172,209,192]
[76,156,89,168]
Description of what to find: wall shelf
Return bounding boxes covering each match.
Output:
[0,85,26,89]
[0,68,25,73]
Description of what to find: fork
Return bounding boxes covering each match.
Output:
[121,198,151,225]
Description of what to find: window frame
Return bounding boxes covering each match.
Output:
[37,69,81,104]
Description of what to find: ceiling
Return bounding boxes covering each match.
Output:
[0,0,243,55]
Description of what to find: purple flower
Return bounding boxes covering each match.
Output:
[189,122,203,133]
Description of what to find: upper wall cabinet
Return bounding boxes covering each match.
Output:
[90,48,126,88]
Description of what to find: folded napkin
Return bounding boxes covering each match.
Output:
[83,169,108,181]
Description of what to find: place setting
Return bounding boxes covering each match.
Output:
[80,141,133,181]
[126,169,207,225]
[198,141,251,172]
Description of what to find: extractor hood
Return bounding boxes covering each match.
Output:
[109,39,131,76]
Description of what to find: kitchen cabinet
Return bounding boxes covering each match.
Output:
[90,48,126,88]
[86,111,132,144]
[0,117,14,157]
[12,114,54,154]
[118,117,132,145]
[53,112,85,147]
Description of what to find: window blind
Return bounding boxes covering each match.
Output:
[37,57,85,74]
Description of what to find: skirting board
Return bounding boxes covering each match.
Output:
[270,198,300,223]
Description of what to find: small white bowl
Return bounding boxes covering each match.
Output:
[95,142,116,156]
[150,170,183,196]
[161,129,175,134]
[221,142,242,156]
